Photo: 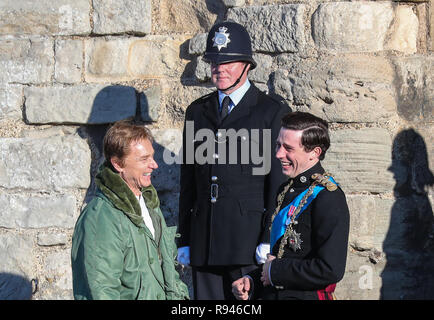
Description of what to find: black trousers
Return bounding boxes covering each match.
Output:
[192,265,258,300]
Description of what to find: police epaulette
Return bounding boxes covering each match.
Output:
[311,173,338,191]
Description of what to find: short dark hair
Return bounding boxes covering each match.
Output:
[281,112,330,160]
[103,118,154,165]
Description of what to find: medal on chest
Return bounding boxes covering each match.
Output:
[284,224,303,252]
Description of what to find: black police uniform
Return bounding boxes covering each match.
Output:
[178,21,291,300]
[250,162,350,300]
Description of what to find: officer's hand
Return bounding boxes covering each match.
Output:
[177,246,190,266]
[261,254,276,286]
[232,276,251,300]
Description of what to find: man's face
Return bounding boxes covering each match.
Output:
[113,139,158,196]
[210,61,249,94]
[275,128,318,178]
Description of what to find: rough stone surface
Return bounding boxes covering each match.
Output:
[385,5,419,54]
[322,128,394,193]
[391,55,433,122]
[0,234,34,299]
[228,4,306,52]
[54,39,83,83]
[0,0,91,35]
[0,194,76,229]
[140,85,161,122]
[24,85,137,124]
[37,233,68,247]
[0,135,91,191]
[312,2,394,52]
[85,37,132,81]
[347,196,395,252]
[272,54,397,122]
[93,0,151,35]
[0,38,53,84]
[0,85,22,121]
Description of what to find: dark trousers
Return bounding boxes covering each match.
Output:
[192,265,258,300]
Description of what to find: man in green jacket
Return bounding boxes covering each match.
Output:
[71,119,189,300]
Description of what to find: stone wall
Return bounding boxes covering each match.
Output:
[0,0,432,300]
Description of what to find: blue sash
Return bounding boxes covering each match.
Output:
[270,177,336,249]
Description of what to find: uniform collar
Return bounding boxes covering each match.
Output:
[218,78,251,109]
[290,161,325,188]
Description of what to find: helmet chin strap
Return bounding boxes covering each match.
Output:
[218,63,249,93]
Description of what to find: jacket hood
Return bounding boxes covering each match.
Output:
[95,161,160,228]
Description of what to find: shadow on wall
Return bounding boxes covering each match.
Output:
[0,273,37,300]
[381,128,434,299]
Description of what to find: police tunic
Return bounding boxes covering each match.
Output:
[178,84,291,267]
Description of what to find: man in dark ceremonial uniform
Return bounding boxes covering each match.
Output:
[232,112,350,300]
[177,21,291,299]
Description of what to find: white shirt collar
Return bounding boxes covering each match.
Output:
[218,78,251,110]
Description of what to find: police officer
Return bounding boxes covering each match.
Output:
[232,112,350,300]
[177,21,291,299]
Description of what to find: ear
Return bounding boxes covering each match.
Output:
[110,157,124,173]
[310,147,322,160]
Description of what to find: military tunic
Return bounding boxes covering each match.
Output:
[253,162,350,300]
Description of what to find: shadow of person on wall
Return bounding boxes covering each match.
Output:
[381,128,434,299]
[0,273,37,300]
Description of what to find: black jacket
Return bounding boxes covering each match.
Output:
[178,84,291,266]
[251,162,350,300]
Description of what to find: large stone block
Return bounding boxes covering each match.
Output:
[0,194,76,229]
[272,54,397,122]
[85,36,189,81]
[0,234,34,299]
[151,129,182,193]
[0,38,53,84]
[128,36,190,79]
[85,38,132,81]
[391,55,433,122]
[385,5,419,54]
[0,0,91,35]
[228,4,306,52]
[312,2,394,52]
[0,84,22,121]
[322,128,394,193]
[155,0,224,34]
[92,0,151,35]
[54,39,83,83]
[24,85,137,124]
[0,135,91,191]
[346,195,395,252]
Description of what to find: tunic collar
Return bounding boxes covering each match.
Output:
[290,162,325,188]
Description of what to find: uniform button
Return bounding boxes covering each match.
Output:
[213,153,219,159]
[216,131,222,138]
[290,188,295,193]
[300,176,307,183]
[211,176,218,182]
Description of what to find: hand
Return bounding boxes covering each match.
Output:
[232,276,251,300]
[177,246,190,266]
[260,254,276,286]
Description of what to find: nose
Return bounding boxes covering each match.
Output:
[275,144,284,159]
[150,157,158,169]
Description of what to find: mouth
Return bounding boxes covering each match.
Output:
[280,161,293,169]
[143,173,152,177]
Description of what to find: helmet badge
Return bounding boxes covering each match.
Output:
[212,26,231,51]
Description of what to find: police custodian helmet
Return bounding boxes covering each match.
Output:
[203,21,257,70]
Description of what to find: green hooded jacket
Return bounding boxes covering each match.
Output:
[71,162,189,300]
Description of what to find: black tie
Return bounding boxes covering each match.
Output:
[220,96,231,120]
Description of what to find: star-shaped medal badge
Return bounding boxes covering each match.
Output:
[288,229,303,251]
[212,26,231,51]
